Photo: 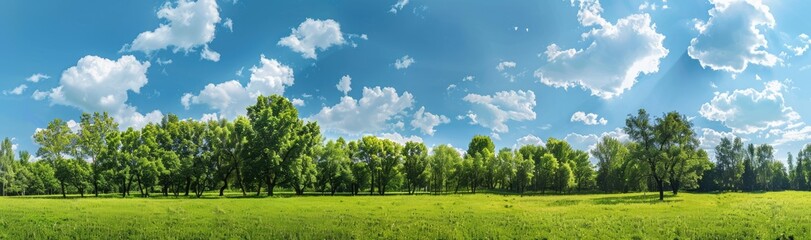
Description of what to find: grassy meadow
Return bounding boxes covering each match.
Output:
[0,191,808,239]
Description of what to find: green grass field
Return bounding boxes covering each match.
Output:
[0,191,809,239]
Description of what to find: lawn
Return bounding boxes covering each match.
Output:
[0,191,808,239]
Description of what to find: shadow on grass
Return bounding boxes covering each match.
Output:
[592,194,682,205]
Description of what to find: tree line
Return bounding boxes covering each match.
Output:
[0,96,808,200]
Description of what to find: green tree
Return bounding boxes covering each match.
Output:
[465,135,494,193]
[246,95,314,196]
[403,141,429,194]
[0,138,15,195]
[513,151,534,194]
[592,136,628,193]
[625,110,699,200]
[429,145,461,193]
[537,153,559,193]
[713,137,745,191]
[33,119,77,197]
[285,122,321,195]
[571,150,594,191]
[554,162,575,193]
[317,138,352,195]
[495,148,516,190]
[77,112,119,196]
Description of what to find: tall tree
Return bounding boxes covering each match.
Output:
[465,135,494,193]
[537,153,559,193]
[429,144,461,193]
[316,138,352,195]
[402,141,429,194]
[714,137,744,191]
[592,136,628,193]
[513,151,534,194]
[246,95,314,196]
[625,110,697,200]
[77,112,119,196]
[33,119,77,197]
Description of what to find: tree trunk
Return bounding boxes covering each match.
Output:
[657,179,664,201]
[60,181,66,198]
[184,178,191,196]
[236,166,247,196]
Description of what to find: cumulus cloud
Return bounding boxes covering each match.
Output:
[26,73,50,83]
[462,75,475,82]
[534,0,668,99]
[291,98,305,107]
[36,55,162,129]
[463,90,536,133]
[410,106,450,136]
[514,134,544,150]
[183,55,294,118]
[125,0,221,61]
[687,0,778,73]
[3,84,27,95]
[394,55,415,69]
[700,80,799,134]
[200,112,222,122]
[389,0,409,14]
[496,61,516,71]
[698,127,739,151]
[377,132,422,145]
[278,18,346,59]
[564,128,630,153]
[310,86,413,135]
[774,126,811,146]
[336,75,352,95]
[570,111,607,125]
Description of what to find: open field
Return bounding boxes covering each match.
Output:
[0,192,809,239]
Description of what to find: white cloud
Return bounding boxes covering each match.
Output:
[200,44,221,62]
[698,128,739,151]
[394,55,415,69]
[687,0,778,73]
[200,112,222,122]
[291,98,305,107]
[66,120,81,133]
[156,58,173,65]
[565,128,630,153]
[462,75,475,82]
[463,90,536,133]
[278,18,346,59]
[37,55,162,129]
[496,61,516,71]
[337,75,352,95]
[774,126,811,146]
[784,34,810,57]
[700,80,799,134]
[534,0,668,99]
[410,106,450,136]
[183,55,294,118]
[377,132,422,145]
[223,18,233,32]
[389,0,409,14]
[446,84,457,93]
[32,90,48,101]
[310,86,413,135]
[3,84,27,95]
[125,0,221,61]
[514,134,544,150]
[570,111,607,125]
[26,73,50,83]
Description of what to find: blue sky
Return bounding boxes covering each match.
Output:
[2,0,811,163]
